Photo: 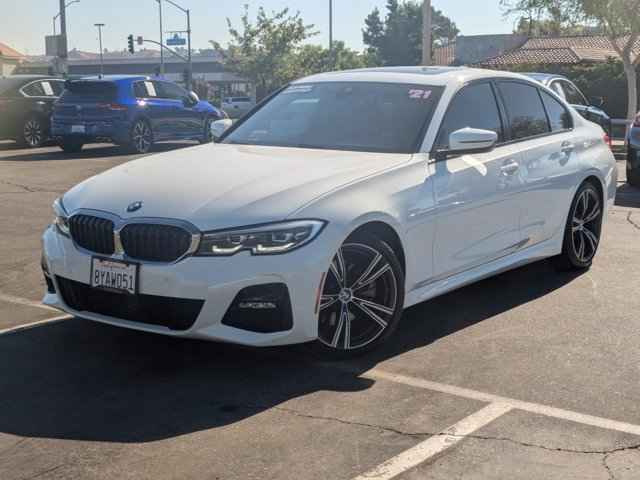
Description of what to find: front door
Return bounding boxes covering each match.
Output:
[428,82,523,280]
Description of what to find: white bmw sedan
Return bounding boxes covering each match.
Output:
[42,67,616,356]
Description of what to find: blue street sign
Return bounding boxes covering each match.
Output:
[166,34,186,46]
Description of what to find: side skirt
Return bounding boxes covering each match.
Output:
[404,233,563,309]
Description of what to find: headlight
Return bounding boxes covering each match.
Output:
[52,198,70,237]
[196,220,326,256]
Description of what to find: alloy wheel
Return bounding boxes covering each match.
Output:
[571,188,601,264]
[23,118,43,147]
[318,243,399,351]
[132,121,152,153]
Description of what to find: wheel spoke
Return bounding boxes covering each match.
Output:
[583,207,601,224]
[331,304,349,348]
[330,248,346,288]
[352,299,388,329]
[351,252,382,289]
[576,232,586,261]
[319,294,339,311]
[352,296,394,315]
[344,316,351,350]
[353,263,391,292]
[583,227,599,254]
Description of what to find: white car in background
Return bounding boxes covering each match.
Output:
[221,95,255,119]
[42,67,616,357]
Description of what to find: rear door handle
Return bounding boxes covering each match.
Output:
[561,141,575,153]
[501,160,520,175]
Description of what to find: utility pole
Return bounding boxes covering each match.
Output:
[94,23,105,77]
[156,0,165,75]
[58,0,69,75]
[422,0,432,66]
[164,0,192,90]
[329,0,333,51]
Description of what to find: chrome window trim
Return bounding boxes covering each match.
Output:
[67,209,201,265]
[19,79,64,99]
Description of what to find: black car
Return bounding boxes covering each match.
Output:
[0,75,66,148]
[525,73,612,140]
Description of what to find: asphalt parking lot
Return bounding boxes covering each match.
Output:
[1,139,640,480]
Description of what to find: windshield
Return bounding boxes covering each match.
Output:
[223,82,443,154]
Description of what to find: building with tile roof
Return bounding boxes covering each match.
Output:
[0,41,25,76]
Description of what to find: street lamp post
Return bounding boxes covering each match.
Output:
[164,0,193,90]
[53,0,80,36]
[94,23,105,77]
[155,0,165,76]
[329,0,333,51]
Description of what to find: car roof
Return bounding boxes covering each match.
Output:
[72,75,148,83]
[295,66,537,88]
[522,72,569,85]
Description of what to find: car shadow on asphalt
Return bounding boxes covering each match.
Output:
[0,142,195,162]
[0,259,584,444]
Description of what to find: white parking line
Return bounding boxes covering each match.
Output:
[0,292,57,312]
[353,402,512,480]
[364,369,640,437]
[0,314,71,336]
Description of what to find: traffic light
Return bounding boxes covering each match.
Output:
[127,35,135,54]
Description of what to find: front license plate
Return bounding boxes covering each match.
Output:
[91,257,138,295]
[71,124,86,134]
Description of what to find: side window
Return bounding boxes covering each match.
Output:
[541,91,573,132]
[435,83,503,149]
[22,81,46,97]
[561,81,587,106]
[156,82,187,100]
[498,82,550,141]
[134,81,158,98]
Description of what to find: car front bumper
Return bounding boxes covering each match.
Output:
[41,225,334,347]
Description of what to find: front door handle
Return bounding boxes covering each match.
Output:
[500,160,520,175]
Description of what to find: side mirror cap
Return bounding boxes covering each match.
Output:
[434,128,498,160]
[211,119,233,141]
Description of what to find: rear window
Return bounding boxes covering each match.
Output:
[60,81,117,102]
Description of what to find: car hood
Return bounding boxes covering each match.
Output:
[63,143,410,231]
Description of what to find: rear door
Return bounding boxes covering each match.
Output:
[133,80,170,137]
[497,81,579,245]
[429,81,524,279]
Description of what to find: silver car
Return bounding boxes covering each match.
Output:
[221,96,255,119]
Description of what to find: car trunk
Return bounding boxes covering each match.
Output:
[54,81,125,122]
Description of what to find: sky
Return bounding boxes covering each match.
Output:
[2,0,513,56]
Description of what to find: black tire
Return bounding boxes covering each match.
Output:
[199,117,214,144]
[128,119,153,154]
[627,148,640,187]
[19,115,46,148]
[59,139,84,153]
[313,234,405,359]
[554,181,603,271]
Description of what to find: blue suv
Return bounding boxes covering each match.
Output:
[52,75,224,153]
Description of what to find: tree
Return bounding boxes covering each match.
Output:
[212,6,317,99]
[577,0,640,120]
[362,0,459,66]
[284,42,373,81]
[500,0,583,35]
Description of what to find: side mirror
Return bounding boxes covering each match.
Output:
[435,128,498,160]
[184,91,199,106]
[590,96,605,108]
[210,119,233,141]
